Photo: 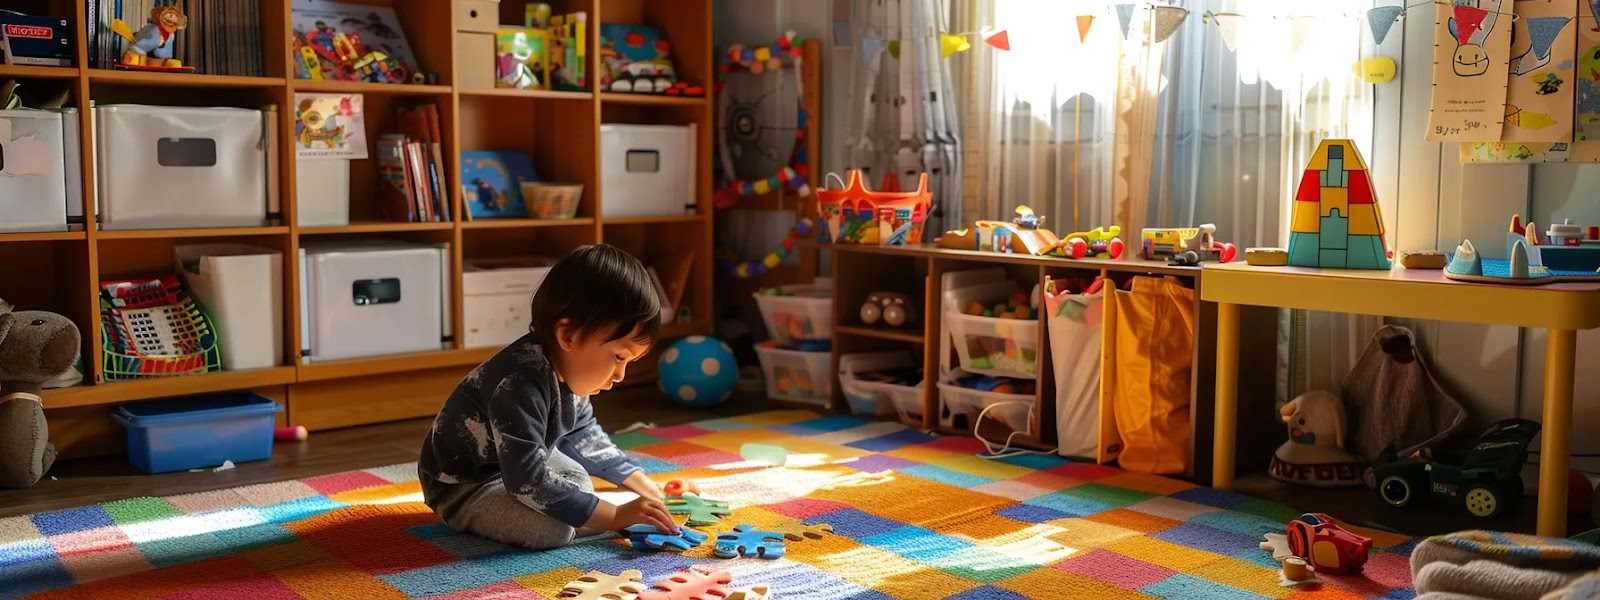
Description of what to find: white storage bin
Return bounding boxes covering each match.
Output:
[299,241,450,362]
[938,378,1034,435]
[174,244,283,370]
[96,105,273,230]
[296,158,350,227]
[600,124,696,218]
[943,279,1040,379]
[462,256,557,349]
[755,279,833,345]
[0,108,75,232]
[754,340,831,405]
[839,351,916,417]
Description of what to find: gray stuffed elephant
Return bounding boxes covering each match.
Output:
[0,309,81,488]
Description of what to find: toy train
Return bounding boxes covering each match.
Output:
[1139,224,1238,265]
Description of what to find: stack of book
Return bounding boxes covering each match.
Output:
[378,103,449,223]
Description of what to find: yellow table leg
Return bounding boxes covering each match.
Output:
[1538,329,1576,537]
[1213,302,1240,490]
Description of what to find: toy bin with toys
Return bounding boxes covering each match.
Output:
[839,352,925,423]
[817,170,931,246]
[754,340,832,406]
[942,278,1041,379]
[754,279,833,345]
[937,371,1035,435]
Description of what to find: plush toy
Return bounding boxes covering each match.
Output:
[1267,390,1365,487]
[0,309,81,488]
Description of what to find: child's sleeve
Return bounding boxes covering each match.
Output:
[485,374,599,528]
[557,397,642,485]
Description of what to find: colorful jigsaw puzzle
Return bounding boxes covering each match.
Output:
[1287,139,1394,270]
[0,411,1422,599]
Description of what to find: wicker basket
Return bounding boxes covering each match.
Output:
[520,182,584,219]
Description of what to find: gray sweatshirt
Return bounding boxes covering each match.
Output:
[417,333,641,527]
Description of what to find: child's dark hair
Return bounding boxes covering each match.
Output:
[530,244,660,349]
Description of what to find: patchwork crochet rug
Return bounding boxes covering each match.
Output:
[1,410,1419,599]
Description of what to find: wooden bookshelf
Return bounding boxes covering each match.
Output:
[0,0,715,458]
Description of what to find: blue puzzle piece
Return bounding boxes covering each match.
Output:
[623,525,708,552]
[713,524,786,559]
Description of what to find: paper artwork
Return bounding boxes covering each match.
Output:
[1502,1,1575,143]
[293,93,368,159]
[1428,0,1513,141]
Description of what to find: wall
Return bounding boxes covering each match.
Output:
[1377,7,1599,460]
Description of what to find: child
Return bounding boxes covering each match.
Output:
[419,245,676,549]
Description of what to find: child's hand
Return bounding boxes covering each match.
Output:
[614,496,675,533]
[622,471,665,502]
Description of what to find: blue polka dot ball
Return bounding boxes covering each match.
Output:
[658,335,738,408]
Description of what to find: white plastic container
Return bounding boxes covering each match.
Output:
[174,244,283,371]
[839,351,915,417]
[462,256,557,349]
[0,108,73,232]
[754,279,833,345]
[95,105,273,230]
[599,123,696,218]
[295,158,350,227]
[937,379,1034,435]
[943,279,1040,379]
[299,241,450,362]
[754,340,831,405]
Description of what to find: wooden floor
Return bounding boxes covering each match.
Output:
[4,386,1592,538]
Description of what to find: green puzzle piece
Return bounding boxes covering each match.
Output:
[665,493,731,526]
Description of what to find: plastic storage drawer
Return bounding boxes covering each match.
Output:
[937,380,1034,435]
[95,104,273,230]
[943,280,1040,379]
[754,340,831,405]
[755,280,833,345]
[111,393,282,474]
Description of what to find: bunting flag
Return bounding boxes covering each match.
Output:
[862,36,886,61]
[1151,6,1188,43]
[1213,12,1243,51]
[940,33,971,57]
[1115,4,1137,39]
[1454,5,1490,43]
[1077,14,1095,43]
[982,27,1010,50]
[1367,5,1404,45]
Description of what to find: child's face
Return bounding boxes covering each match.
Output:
[553,321,652,397]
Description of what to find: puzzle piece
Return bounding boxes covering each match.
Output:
[665,492,731,526]
[624,524,709,552]
[713,524,786,559]
[726,585,770,600]
[559,569,645,600]
[638,568,733,600]
[770,518,834,542]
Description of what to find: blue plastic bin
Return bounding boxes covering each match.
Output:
[111,393,282,474]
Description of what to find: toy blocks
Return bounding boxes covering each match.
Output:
[1287,140,1393,270]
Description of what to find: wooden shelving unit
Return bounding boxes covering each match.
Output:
[0,0,714,459]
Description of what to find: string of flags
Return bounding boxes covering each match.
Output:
[1199,0,1545,51]
[862,2,1192,62]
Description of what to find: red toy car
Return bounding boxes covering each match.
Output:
[1285,513,1373,575]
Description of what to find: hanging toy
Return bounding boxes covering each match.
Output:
[714,31,812,211]
[721,219,814,278]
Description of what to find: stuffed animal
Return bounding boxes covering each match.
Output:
[1267,390,1365,487]
[0,309,81,488]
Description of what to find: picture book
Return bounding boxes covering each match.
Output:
[549,12,587,91]
[290,0,417,81]
[293,92,368,159]
[461,150,538,219]
[495,26,550,89]
[598,23,676,93]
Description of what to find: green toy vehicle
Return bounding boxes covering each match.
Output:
[1372,418,1540,518]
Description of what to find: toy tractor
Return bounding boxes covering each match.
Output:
[1372,418,1540,518]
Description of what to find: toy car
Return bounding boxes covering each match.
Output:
[1140,224,1238,264]
[1285,512,1372,575]
[1372,418,1540,518]
[1054,226,1124,259]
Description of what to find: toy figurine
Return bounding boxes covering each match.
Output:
[110,1,194,72]
[1267,391,1364,487]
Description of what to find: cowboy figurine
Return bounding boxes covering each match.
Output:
[110,1,191,69]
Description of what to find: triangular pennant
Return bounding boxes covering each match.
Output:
[939,33,971,57]
[1366,5,1403,45]
[1290,15,1318,55]
[1454,5,1489,43]
[1213,13,1243,51]
[1115,4,1137,39]
[862,37,886,61]
[982,27,1010,50]
[1524,17,1571,61]
[1077,14,1095,43]
[1151,6,1188,43]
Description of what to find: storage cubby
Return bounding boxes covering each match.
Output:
[457,94,597,221]
[596,0,709,93]
[603,219,708,330]
[0,239,94,365]
[462,225,598,260]
[289,0,453,84]
[291,90,455,227]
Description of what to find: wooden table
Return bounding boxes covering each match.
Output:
[1201,262,1600,537]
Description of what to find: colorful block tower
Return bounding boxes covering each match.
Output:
[1287,139,1393,270]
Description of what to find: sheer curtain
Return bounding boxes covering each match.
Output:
[963,0,1380,399]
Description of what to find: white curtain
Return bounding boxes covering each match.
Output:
[964,0,1382,400]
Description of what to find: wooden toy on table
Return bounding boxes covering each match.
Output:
[1286,139,1393,269]
[665,493,731,526]
[1400,251,1448,269]
[559,569,645,600]
[713,524,787,559]
[1140,224,1238,264]
[1444,214,1600,285]
[639,569,734,600]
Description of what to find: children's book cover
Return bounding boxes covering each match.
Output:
[293,93,368,159]
[496,27,550,89]
[599,23,677,93]
[290,0,418,80]
[461,150,538,219]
